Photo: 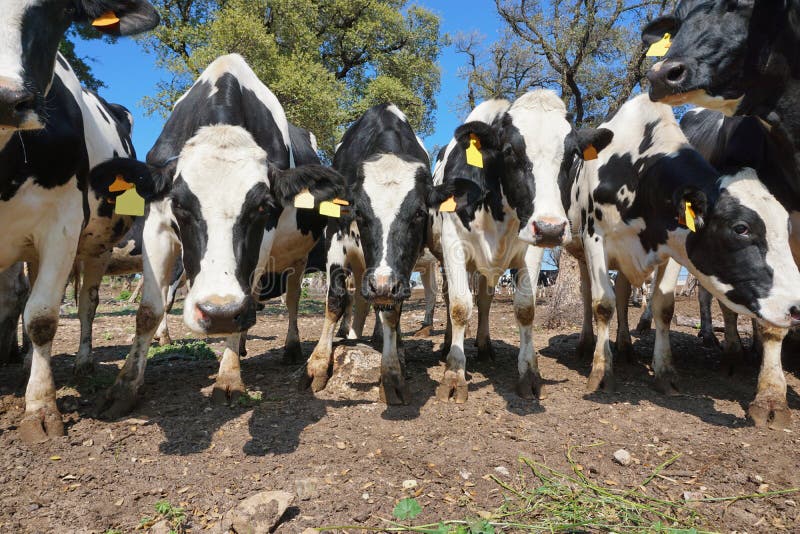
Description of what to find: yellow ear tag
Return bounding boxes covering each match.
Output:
[465,134,483,169]
[684,201,697,232]
[646,33,672,57]
[319,201,341,218]
[332,198,350,206]
[92,11,120,28]
[115,188,145,216]
[108,174,134,192]
[293,189,315,209]
[583,144,598,161]
[439,196,457,212]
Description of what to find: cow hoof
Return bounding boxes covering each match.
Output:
[515,369,542,400]
[435,369,468,403]
[634,317,652,334]
[19,410,64,444]
[749,396,791,429]
[299,358,331,392]
[654,372,679,396]
[586,368,615,393]
[99,382,139,420]
[211,378,246,406]
[73,359,95,377]
[476,342,495,362]
[698,331,721,350]
[379,370,409,405]
[412,325,432,338]
[282,342,303,365]
[614,340,633,363]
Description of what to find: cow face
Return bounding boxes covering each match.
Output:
[643,0,797,113]
[682,172,800,328]
[351,154,433,308]
[0,0,158,129]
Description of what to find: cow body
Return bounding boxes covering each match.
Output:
[101,54,343,417]
[302,104,434,404]
[563,95,800,427]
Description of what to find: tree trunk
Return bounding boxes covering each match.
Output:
[544,249,583,328]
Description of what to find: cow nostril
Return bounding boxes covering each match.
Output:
[666,63,686,84]
[791,306,800,321]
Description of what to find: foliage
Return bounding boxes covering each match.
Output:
[140,500,187,533]
[117,289,132,301]
[139,0,444,155]
[147,340,217,362]
[393,498,423,521]
[59,26,113,91]
[236,389,264,407]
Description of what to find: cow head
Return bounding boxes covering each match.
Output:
[157,125,342,336]
[0,0,158,129]
[642,0,800,114]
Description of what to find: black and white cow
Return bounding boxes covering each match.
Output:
[563,94,800,427]
[431,91,612,402]
[100,54,343,417]
[0,1,159,443]
[301,103,435,404]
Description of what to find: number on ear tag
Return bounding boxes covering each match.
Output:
[465,134,483,169]
[294,189,314,209]
[439,196,457,213]
[583,144,598,161]
[92,11,120,28]
[646,33,672,57]
[319,201,341,218]
[115,188,145,216]
[685,202,696,232]
[109,174,134,192]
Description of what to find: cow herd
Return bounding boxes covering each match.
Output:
[0,0,799,445]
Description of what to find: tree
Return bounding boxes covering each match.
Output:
[494,0,675,126]
[59,26,111,91]
[139,0,444,155]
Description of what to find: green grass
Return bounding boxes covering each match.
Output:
[117,289,132,301]
[139,500,187,533]
[236,389,264,408]
[320,443,800,533]
[147,340,217,363]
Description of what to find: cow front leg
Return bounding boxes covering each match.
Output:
[155,264,184,346]
[440,269,452,359]
[74,254,111,375]
[748,325,790,429]
[101,205,179,419]
[576,257,594,360]
[513,246,544,399]
[350,264,369,340]
[283,258,307,363]
[719,304,746,370]
[475,273,495,361]
[697,287,720,349]
[0,263,27,365]
[418,262,437,335]
[212,334,246,405]
[582,235,616,393]
[379,306,408,405]
[436,222,470,403]
[651,259,680,395]
[614,272,633,362]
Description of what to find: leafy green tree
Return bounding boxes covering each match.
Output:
[59,26,112,91]
[139,0,444,155]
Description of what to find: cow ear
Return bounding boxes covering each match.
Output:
[428,178,486,212]
[575,128,614,159]
[641,15,679,45]
[270,164,346,209]
[674,187,708,231]
[82,0,160,36]
[454,121,499,151]
[88,157,156,200]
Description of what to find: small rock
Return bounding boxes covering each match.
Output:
[27,503,40,512]
[613,449,632,466]
[494,466,510,477]
[320,344,381,401]
[683,491,703,501]
[459,469,471,480]
[216,490,294,534]
[295,478,319,501]
[149,519,172,534]
[336,441,346,450]
[750,474,764,484]
[402,479,417,489]
[785,499,796,507]
[82,439,94,447]
[361,492,370,500]
[758,483,769,493]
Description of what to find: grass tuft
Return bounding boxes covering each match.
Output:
[147,340,217,363]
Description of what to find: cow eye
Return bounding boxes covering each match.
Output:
[733,222,750,236]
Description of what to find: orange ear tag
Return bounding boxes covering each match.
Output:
[465,134,483,168]
[109,174,134,192]
[583,144,598,161]
[92,11,120,28]
[439,196,457,212]
[332,198,349,206]
[646,33,672,57]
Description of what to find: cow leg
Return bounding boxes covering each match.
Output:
[697,287,720,349]
[635,269,657,333]
[211,334,246,405]
[435,223,470,403]
[576,258,594,360]
[513,246,544,399]
[74,254,111,375]
[614,273,633,363]
[720,305,745,371]
[101,205,180,419]
[379,306,408,405]
[283,257,307,364]
[302,234,351,392]
[349,262,369,340]
[440,269,452,359]
[418,263,436,335]
[651,259,681,395]
[155,266,184,346]
[475,273,495,361]
[583,237,616,393]
[748,325,790,429]
[335,296,353,339]
[0,263,27,365]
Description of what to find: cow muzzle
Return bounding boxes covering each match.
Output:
[0,79,36,129]
[527,217,569,247]
[364,271,409,310]
[192,295,257,335]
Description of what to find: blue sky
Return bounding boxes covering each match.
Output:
[73,0,505,158]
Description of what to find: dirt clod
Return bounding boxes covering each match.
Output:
[613,449,632,466]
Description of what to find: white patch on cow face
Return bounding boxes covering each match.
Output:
[0,0,44,131]
[508,90,571,244]
[175,125,272,334]
[361,154,424,278]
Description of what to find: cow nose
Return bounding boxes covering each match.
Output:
[194,297,256,334]
[647,59,687,99]
[0,86,35,126]
[365,271,406,306]
[790,305,800,326]
[531,218,568,247]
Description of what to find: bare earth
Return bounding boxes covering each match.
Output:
[1,288,799,533]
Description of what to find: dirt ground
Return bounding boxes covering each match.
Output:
[1,286,799,533]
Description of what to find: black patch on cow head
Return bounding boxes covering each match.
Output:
[168,176,206,286]
[232,182,273,292]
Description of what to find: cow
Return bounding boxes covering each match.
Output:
[0,1,159,442]
[301,103,436,405]
[563,94,800,428]
[431,90,613,403]
[98,54,343,417]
